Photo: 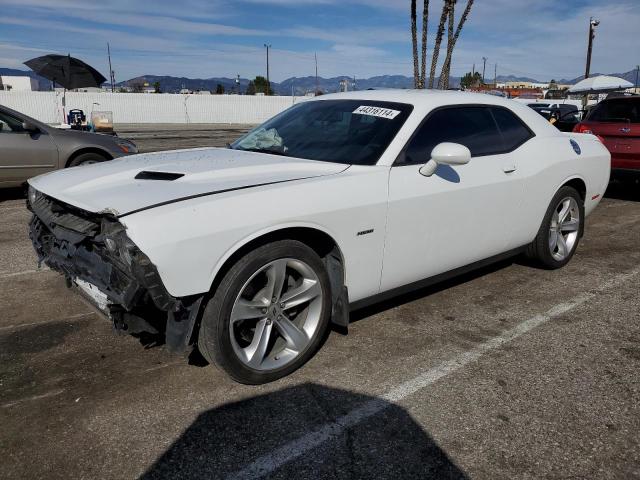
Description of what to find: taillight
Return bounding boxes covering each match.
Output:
[573,123,593,134]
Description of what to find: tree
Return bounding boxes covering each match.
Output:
[131,82,144,93]
[549,79,558,90]
[245,81,256,95]
[253,76,273,95]
[420,0,429,88]
[410,0,429,88]
[428,1,449,88]
[438,0,475,89]
[437,0,456,89]
[153,81,161,93]
[215,83,225,94]
[460,71,482,89]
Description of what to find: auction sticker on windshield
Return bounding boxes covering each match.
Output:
[353,105,401,120]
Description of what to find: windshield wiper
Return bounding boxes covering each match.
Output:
[238,147,289,157]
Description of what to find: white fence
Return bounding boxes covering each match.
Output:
[0,91,302,124]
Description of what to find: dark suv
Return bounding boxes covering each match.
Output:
[574,96,640,179]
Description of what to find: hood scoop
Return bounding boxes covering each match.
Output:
[135,171,184,181]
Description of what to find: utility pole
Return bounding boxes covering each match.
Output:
[315,52,319,95]
[494,63,497,87]
[107,42,115,92]
[584,17,599,79]
[583,17,599,108]
[482,57,487,84]
[263,43,271,95]
[635,65,639,93]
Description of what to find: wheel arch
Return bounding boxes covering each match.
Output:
[65,147,113,167]
[208,224,347,301]
[559,176,586,202]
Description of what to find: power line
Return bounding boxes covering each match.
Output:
[315,52,319,95]
[263,43,271,94]
[482,57,487,84]
[107,42,115,92]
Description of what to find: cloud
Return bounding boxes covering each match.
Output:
[0,0,637,84]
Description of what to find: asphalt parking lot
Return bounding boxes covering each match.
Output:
[1,126,639,480]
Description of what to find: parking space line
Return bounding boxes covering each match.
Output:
[1,389,66,409]
[0,268,50,279]
[0,312,95,332]
[228,267,640,480]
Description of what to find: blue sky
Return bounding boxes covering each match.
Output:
[0,0,638,83]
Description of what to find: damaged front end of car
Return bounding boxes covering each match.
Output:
[27,186,202,354]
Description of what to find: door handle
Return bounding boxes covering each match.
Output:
[503,165,517,173]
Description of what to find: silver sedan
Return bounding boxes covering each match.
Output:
[0,105,137,188]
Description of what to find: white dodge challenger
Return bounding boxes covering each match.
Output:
[27,90,610,384]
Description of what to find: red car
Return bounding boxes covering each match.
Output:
[574,96,640,179]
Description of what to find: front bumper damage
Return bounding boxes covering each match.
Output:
[27,190,202,354]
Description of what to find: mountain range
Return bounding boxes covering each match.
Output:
[2,68,638,94]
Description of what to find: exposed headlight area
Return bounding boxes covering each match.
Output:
[26,193,195,340]
[114,138,138,154]
[27,184,40,208]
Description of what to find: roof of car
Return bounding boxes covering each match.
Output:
[314,88,519,108]
[313,88,561,137]
[600,95,640,102]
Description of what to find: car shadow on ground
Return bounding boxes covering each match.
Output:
[0,186,26,203]
[140,383,468,480]
[604,179,640,202]
[349,258,514,324]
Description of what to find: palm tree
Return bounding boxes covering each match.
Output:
[420,0,429,89]
[411,0,420,88]
[439,0,475,89]
[438,1,456,89]
[428,1,450,88]
[410,0,429,88]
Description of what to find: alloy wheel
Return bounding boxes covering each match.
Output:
[229,258,323,371]
[548,196,580,261]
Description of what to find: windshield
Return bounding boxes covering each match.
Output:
[231,99,413,165]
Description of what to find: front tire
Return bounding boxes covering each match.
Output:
[526,186,584,269]
[67,152,109,167]
[197,240,332,384]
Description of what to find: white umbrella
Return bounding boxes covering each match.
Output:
[568,75,633,94]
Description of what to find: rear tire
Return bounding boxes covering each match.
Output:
[526,186,584,269]
[67,152,109,167]
[197,240,332,384]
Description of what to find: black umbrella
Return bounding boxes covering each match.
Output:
[24,54,107,124]
[24,54,106,90]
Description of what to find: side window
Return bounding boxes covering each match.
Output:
[0,111,24,133]
[401,106,502,165]
[490,107,534,151]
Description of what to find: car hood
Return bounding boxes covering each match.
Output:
[29,148,349,216]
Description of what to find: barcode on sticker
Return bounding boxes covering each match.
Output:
[352,105,401,120]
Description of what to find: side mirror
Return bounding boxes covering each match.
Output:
[419,142,471,177]
[22,121,39,133]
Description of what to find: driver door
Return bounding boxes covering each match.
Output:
[0,109,58,186]
[380,105,528,292]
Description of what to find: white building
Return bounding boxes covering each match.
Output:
[0,76,38,91]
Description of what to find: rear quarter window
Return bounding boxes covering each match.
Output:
[490,107,535,152]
